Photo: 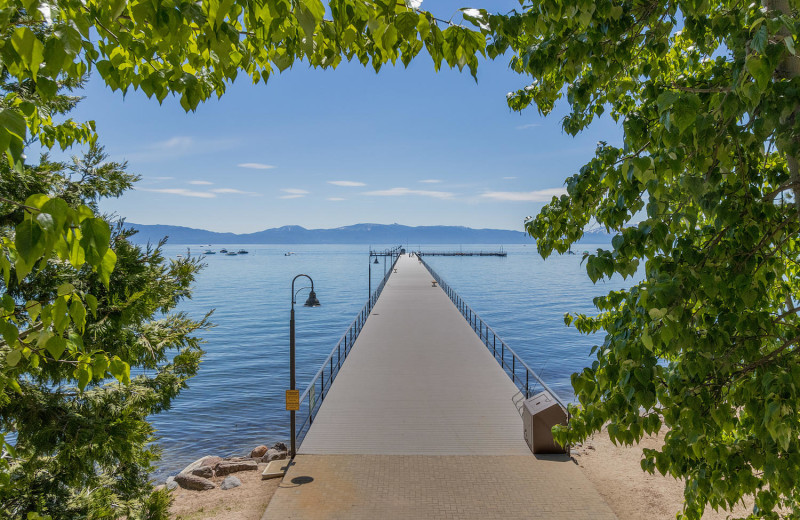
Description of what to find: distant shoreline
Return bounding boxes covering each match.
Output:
[127,222,611,245]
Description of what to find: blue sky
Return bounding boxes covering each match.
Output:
[60,4,622,234]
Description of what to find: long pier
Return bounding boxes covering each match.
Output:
[416,249,507,257]
[263,254,616,519]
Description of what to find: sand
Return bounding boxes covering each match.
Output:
[168,463,279,520]
[572,427,751,519]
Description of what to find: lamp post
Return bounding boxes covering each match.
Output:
[289,274,320,459]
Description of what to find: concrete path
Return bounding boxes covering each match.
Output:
[263,255,616,519]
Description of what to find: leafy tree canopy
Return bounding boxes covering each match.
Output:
[2,0,800,518]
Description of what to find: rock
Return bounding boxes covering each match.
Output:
[154,484,166,492]
[174,473,215,491]
[191,466,214,478]
[220,475,242,490]
[250,445,269,458]
[272,442,288,452]
[262,449,288,462]
[165,476,178,491]
[215,460,258,476]
[179,456,216,476]
[199,455,223,467]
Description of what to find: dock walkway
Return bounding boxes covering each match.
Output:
[263,255,616,519]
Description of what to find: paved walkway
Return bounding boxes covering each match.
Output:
[263,255,616,519]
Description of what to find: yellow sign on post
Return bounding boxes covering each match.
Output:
[285,390,300,411]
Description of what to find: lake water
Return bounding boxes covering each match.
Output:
[152,242,628,480]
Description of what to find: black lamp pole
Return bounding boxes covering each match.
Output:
[289,274,320,459]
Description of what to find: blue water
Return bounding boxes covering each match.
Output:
[152,243,627,480]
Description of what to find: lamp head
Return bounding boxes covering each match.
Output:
[373,257,379,264]
[304,290,320,307]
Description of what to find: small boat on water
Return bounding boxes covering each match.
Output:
[284,252,295,256]
[203,250,216,255]
[237,249,249,254]
[225,251,238,256]
[220,249,228,253]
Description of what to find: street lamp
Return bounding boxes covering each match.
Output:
[289,274,320,459]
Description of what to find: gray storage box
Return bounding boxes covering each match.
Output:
[522,391,568,454]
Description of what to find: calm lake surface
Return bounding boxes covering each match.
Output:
[152,242,629,480]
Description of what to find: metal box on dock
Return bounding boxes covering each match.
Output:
[522,391,568,454]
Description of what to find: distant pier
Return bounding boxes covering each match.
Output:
[415,248,507,257]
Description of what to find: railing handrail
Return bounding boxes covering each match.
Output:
[417,255,568,412]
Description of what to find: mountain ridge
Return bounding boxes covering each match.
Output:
[127,222,610,244]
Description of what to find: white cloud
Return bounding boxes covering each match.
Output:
[280,188,309,199]
[328,181,366,187]
[362,187,454,199]
[238,163,275,170]
[419,179,442,184]
[480,188,567,202]
[189,180,213,185]
[129,136,237,161]
[210,188,260,195]
[515,123,541,130]
[136,188,216,199]
[157,136,194,150]
[502,176,517,180]
[327,197,346,201]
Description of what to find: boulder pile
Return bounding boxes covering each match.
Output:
[164,442,288,491]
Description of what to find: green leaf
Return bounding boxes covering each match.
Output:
[11,27,45,78]
[14,219,45,265]
[41,197,70,232]
[0,108,27,141]
[97,248,117,287]
[26,300,41,322]
[656,91,679,114]
[69,299,87,333]
[6,349,22,367]
[784,36,796,56]
[109,356,131,385]
[57,282,76,296]
[45,335,66,360]
[79,217,110,266]
[76,366,92,391]
[92,354,109,378]
[746,56,772,90]
[85,294,98,318]
[752,25,767,54]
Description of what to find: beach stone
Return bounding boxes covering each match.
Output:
[199,456,223,467]
[250,445,269,458]
[262,449,288,462]
[215,460,258,476]
[220,475,242,490]
[174,473,215,491]
[191,466,214,478]
[165,476,178,491]
[179,456,216,476]
[272,442,287,452]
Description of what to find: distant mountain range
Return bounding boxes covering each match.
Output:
[127,223,611,245]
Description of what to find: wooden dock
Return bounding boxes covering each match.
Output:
[262,255,616,519]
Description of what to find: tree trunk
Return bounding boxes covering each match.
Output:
[766,0,800,212]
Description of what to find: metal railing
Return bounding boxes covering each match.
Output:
[418,255,568,412]
[294,250,401,445]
